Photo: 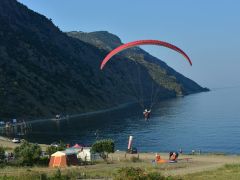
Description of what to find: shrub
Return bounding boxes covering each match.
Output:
[146,172,168,180]
[130,156,141,163]
[115,167,171,180]
[37,156,49,166]
[115,167,145,180]
[39,173,48,180]
[91,139,114,161]
[46,146,58,156]
[49,168,70,180]
[46,140,66,156]
[14,140,42,166]
[55,140,66,151]
[0,146,5,163]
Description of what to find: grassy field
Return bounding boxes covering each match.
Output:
[0,151,240,179]
[181,164,240,180]
[1,161,240,179]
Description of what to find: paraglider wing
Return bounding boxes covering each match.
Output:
[100,40,192,69]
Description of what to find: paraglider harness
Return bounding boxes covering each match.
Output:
[143,109,151,120]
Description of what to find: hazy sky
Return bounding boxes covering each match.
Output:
[18,0,240,88]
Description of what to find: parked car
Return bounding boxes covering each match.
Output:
[50,142,60,147]
[12,138,20,143]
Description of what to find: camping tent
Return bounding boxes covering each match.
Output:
[72,144,82,149]
[49,151,78,168]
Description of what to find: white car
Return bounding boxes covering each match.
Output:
[12,138,20,143]
[50,142,60,147]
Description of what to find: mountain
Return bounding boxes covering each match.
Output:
[0,0,208,119]
[67,31,208,95]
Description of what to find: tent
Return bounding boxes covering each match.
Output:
[49,151,78,168]
[72,144,82,149]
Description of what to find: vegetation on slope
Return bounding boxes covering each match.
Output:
[0,0,208,119]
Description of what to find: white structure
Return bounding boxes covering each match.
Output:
[76,147,99,161]
[77,147,91,161]
[65,146,100,162]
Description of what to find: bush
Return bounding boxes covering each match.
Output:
[57,140,66,151]
[37,156,49,166]
[0,146,5,163]
[147,172,168,180]
[91,139,114,161]
[7,159,22,167]
[53,169,62,179]
[14,140,42,166]
[46,140,66,156]
[115,167,145,180]
[39,173,48,180]
[115,167,171,180]
[46,146,58,156]
[130,156,141,163]
[49,168,70,180]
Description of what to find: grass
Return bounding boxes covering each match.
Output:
[180,163,240,180]
[1,163,240,179]
[1,150,240,179]
[0,159,172,179]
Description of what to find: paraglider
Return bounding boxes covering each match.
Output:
[100,39,192,120]
[100,39,192,70]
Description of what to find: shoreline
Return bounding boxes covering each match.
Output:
[18,101,138,125]
[27,90,209,122]
[0,135,49,151]
[2,89,209,125]
[1,135,239,156]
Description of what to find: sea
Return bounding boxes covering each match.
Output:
[24,86,240,154]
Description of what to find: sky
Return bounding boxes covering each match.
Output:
[18,0,240,89]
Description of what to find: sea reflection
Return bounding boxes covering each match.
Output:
[22,87,240,154]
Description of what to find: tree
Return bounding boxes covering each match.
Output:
[46,140,66,156]
[0,146,5,163]
[46,146,58,156]
[58,140,66,151]
[14,140,42,166]
[91,139,114,161]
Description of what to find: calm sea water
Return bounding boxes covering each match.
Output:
[25,87,240,154]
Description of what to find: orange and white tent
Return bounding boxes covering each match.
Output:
[49,151,78,168]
